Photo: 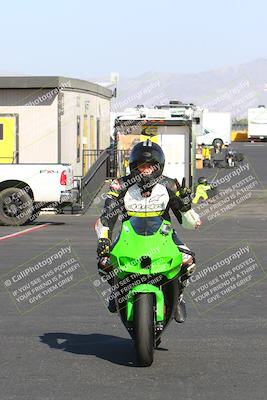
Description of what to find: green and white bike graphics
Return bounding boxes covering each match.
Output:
[110,216,183,367]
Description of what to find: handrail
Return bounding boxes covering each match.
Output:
[82,149,110,188]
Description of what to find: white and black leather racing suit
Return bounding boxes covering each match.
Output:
[95,173,201,320]
[95,173,200,260]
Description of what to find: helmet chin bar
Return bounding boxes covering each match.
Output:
[135,172,163,194]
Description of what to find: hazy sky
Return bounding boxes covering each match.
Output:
[1,0,266,79]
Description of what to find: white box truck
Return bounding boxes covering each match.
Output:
[197,111,232,146]
[113,102,203,187]
[248,106,267,141]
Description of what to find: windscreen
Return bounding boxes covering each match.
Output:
[130,216,162,236]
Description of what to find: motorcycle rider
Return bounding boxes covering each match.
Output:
[95,140,201,323]
[193,177,214,204]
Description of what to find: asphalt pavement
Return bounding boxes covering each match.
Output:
[0,142,266,400]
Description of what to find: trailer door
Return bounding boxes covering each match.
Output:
[0,116,17,163]
[159,126,190,184]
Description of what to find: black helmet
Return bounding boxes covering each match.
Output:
[213,138,223,151]
[129,140,165,190]
[198,177,208,185]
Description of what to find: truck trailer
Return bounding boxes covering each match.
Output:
[248,106,267,141]
[197,111,232,146]
[113,102,203,188]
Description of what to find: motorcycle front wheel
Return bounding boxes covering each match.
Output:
[133,293,155,367]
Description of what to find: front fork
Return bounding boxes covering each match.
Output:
[126,284,165,322]
[125,281,178,344]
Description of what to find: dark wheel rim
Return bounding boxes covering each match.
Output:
[2,196,25,218]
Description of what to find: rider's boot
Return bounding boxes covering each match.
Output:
[98,257,117,314]
[174,247,196,323]
[174,280,187,323]
[108,296,117,313]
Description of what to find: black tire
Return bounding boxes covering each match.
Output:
[0,187,33,226]
[133,293,155,367]
[25,203,41,224]
[26,209,40,224]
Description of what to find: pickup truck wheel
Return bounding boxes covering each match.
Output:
[26,210,40,224]
[0,187,33,226]
[25,203,42,224]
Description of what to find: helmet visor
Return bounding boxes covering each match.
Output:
[137,162,157,175]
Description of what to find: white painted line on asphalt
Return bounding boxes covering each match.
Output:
[0,223,51,242]
[243,144,265,146]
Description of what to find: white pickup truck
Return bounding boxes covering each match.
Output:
[0,164,78,226]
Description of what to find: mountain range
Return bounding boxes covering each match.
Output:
[111,59,267,117]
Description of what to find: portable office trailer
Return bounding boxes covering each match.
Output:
[0,76,112,176]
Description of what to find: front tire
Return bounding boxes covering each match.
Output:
[0,187,33,226]
[133,293,155,367]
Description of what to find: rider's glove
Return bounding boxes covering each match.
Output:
[175,178,192,213]
[178,188,192,212]
[97,238,111,257]
[181,209,202,229]
[97,257,112,277]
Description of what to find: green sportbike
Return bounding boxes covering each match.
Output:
[109,216,192,367]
